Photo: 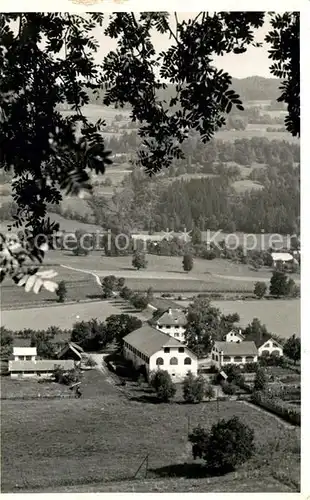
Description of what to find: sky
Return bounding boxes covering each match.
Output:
[91,12,273,79]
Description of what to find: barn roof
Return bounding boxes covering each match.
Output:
[8,359,75,372]
[123,325,196,359]
[214,341,258,356]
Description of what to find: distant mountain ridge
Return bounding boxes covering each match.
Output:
[85,76,281,107]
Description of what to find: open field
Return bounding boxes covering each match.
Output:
[0,252,299,310]
[215,128,299,142]
[0,297,150,331]
[172,298,300,339]
[1,392,299,492]
[43,253,299,280]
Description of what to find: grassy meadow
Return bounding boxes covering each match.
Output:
[1,392,300,492]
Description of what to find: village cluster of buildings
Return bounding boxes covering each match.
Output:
[121,307,284,381]
[8,306,285,382]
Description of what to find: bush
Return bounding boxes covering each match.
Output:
[54,366,80,385]
[221,381,237,395]
[189,417,255,473]
[120,286,133,300]
[56,280,67,303]
[131,293,149,310]
[183,372,205,403]
[132,251,148,270]
[254,368,267,391]
[243,362,258,372]
[85,356,97,367]
[150,370,176,402]
[205,383,216,400]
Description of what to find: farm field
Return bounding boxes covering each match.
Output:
[0,395,299,492]
[212,299,300,339]
[42,253,298,281]
[0,298,150,331]
[173,298,300,339]
[0,252,300,310]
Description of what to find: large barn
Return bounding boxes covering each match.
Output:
[123,324,198,382]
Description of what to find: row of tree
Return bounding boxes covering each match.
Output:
[254,271,299,299]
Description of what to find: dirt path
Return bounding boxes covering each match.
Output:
[88,352,117,387]
[61,264,103,288]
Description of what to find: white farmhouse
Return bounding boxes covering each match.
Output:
[13,347,37,362]
[153,308,188,342]
[245,333,284,357]
[123,324,198,382]
[223,329,245,343]
[211,341,258,370]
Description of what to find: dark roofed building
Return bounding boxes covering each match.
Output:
[57,342,86,362]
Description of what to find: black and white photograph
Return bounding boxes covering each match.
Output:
[0,7,305,495]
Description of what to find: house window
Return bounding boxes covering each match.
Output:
[166,325,171,329]
[261,350,269,356]
[212,353,215,360]
[26,356,31,361]
[174,332,179,337]
[170,357,178,365]
[156,357,164,366]
[265,343,270,348]
[215,355,218,361]
[184,357,191,365]
[223,356,231,362]
[178,347,185,353]
[271,349,280,357]
[234,356,242,362]
[164,347,170,353]
[245,356,254,362]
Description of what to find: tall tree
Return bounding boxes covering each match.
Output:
[185,297,222,356]
[189,417,255,473]
[283,334,300,364]
[105,314,142,349]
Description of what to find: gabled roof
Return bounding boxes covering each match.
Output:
[223,330,245,341]
[8,359,75,372]
[156,308,188,326]
[57,342,84,359]
[123,324,197,359]
[245,333,283,349]
[68,342,84,352]
[214,341,258,356]
[13,347,37,356]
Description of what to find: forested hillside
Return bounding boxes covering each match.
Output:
[85,77,282,108]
